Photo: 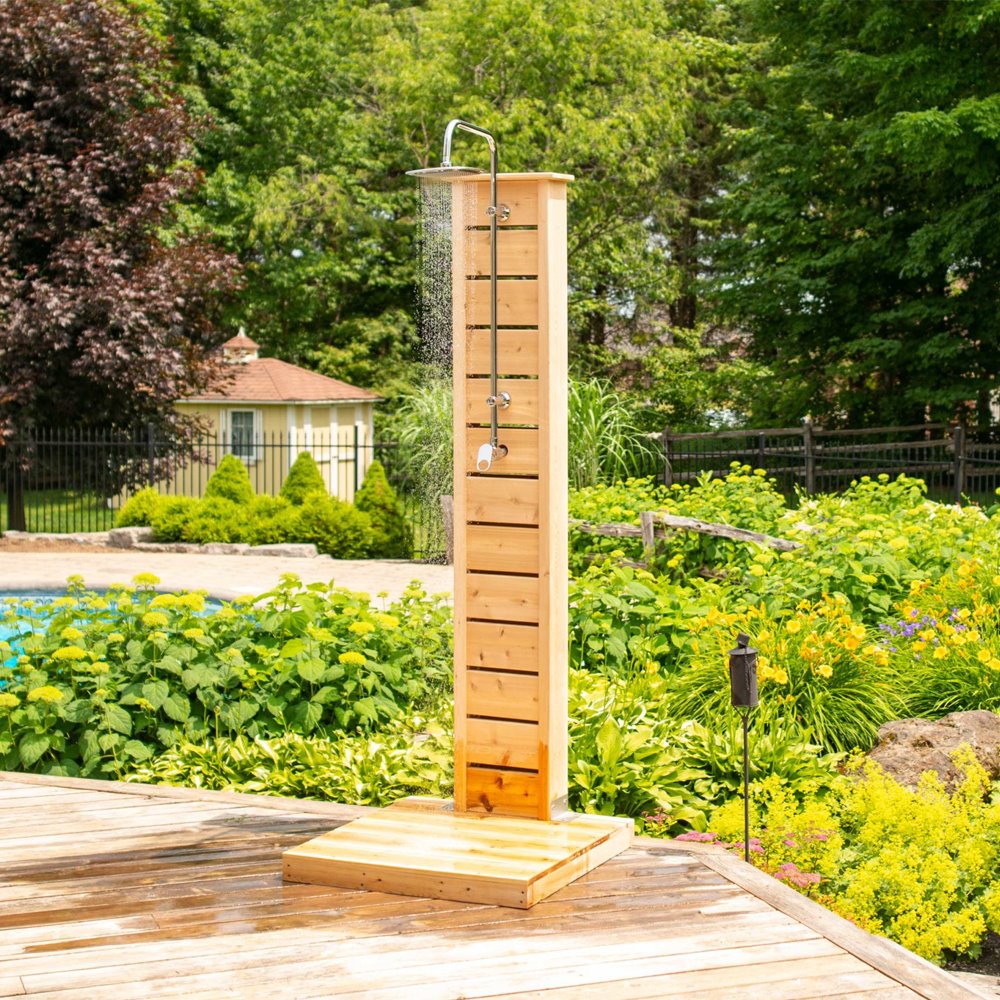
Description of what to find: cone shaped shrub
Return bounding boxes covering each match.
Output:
[280,452,327,505]
[297,490,371,558]
[203,455,254,506]
[115,487,164,527]
[355,460,412,558]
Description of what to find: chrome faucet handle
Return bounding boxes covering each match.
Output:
[485,203,511,222]
[486,391,511,410]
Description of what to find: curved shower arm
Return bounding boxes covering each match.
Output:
[442,120,497,171]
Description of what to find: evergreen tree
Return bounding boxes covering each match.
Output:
[355,461,413,559]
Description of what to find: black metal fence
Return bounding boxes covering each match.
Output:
[0,427,447,562]
[663,422,1000,505]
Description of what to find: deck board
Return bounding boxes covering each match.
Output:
[0,773,987,1000]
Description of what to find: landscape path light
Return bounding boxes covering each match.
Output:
[728,631,758,864]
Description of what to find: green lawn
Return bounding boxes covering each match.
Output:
[0,490,117,534]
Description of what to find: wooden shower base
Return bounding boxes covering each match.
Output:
[282,797,632,908]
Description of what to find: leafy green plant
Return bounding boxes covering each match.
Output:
[296,490,372,558]
[115,487,164,528]
[384,379,453,497]
[245,495,299,545]
[355,460,413,559]
[203,455,254,506]
[280,452,327,505]
[180,497,247,544]
[0,574,452,777]
[567,377,659,489]
[125,710,453,806]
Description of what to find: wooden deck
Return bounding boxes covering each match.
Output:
[0,773,988,999]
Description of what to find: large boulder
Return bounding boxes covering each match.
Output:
[865,710,1000,790]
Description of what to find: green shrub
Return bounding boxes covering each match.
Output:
[203,455,254,506]
[149,496,199,541]
[181,497,247,544]
[245,495,299,545]
[280,452,327,505]
[115,487,164,527]
[296,490,371,558]
[355,460,412,559]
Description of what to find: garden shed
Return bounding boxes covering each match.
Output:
[175,331,380,501]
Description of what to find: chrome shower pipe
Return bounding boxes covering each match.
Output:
[441,120,510,469]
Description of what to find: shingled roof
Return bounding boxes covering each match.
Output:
[186,334,380,404]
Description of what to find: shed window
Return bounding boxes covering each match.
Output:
[229,410,257,460]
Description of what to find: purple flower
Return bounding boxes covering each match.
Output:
[775,862,821,888]
[674,831,718,843]
[782,837,797,848]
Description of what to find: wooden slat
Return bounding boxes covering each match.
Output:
[466,524,539,574]
[468,278,539,327]
[466,621,539,673]
[466,475,539,525]
[464,767,540,817]
[465,426,538,475]
[473,179,540,225]
[467,669,539,721]
[466,328,540,377]
[465,377,539,427]
[466,571,539,624]
[466,718,539,770]
[470,228,539,276]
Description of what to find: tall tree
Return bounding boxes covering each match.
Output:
[0,0,238,435]
[0,0,238,524]
[713,0,1000,427]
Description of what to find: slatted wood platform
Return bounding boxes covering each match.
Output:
[282,798,632,908]
[0,773,988,999]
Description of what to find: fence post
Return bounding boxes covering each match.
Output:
[662,427,673,487]
[146,422,156,488]
[803,418,816,495]
[353,424,360,496]
[953,424,966,504]
[756,431,766,471]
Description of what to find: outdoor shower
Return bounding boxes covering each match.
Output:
[408,120,510,472]
[283,126,632,909]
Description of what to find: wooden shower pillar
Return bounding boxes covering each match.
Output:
[451,173,571,820]
[283,171,631,909]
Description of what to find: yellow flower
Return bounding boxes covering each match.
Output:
[992,575,1000,587]
[183,628,205,639]
[338,651,366,666]
[107,632,125,643]
[933,646,949,660]
[375,614,399,630]
[86,661,110,674]
[132,572,161,587]
[51,645,87,660]
[0,692,19,709]
[816,664,833,678]
[136,698,154,711]
[60,626,84,641]
[843,635,862,652]
[978,649,992,664]
[748,564,766,578]
[141,611,169,628]
[176,593,206,612]
[349,621,376,636]
[27,685,63,704]
[913,640,927,652]
[771,667,789,685]
[150,594,178,609]
[785,620,802,635]
[989,658,1000,672]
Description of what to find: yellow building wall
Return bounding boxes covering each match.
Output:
[167,400,375,502]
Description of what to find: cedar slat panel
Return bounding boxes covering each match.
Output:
[470,229,539,277]
[466,525,539,574]
[466,621,539,673]
[466,572,540,624]
[466,328,540,377]
[464,427,538,475]
[473,179,540,225]
[468,279,539,327]
[465,719,540,770]
[466,476,539,525]
[464,767,540,817]
[467,670,540,721]
[464,377,539,427]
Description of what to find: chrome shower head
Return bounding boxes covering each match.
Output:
[406,165,484,180]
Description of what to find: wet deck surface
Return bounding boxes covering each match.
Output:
[0,773,985,999]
